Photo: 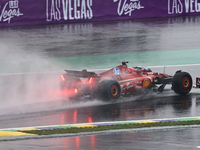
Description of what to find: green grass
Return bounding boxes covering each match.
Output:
[19,120,200,135]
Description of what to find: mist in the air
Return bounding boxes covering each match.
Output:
[0,25,108,116]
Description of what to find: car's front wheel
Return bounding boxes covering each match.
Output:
[172,71,192,95]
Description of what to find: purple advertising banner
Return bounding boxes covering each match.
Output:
[1,0,200,27]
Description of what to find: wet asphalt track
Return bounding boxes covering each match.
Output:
[1,16,200,149]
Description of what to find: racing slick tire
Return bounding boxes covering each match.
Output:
[98,80,121,102]
[172,71,192,95]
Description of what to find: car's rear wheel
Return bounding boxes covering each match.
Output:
[98,80,121,102]
[172,71,192,95]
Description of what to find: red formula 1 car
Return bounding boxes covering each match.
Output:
[60,61,193,101]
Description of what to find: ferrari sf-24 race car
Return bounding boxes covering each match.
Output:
[60,61,193,101]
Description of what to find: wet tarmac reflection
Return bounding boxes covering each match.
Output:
[59,94,200,125]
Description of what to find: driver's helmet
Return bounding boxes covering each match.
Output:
[144,67,152,72]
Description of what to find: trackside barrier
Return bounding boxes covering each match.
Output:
[1,0,200,27]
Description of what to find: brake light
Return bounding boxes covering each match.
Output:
[89,77,93,84]
[61,74,65,81]
[75,89,78,93]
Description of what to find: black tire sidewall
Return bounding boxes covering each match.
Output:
[172,72,192,95]
[98,80,121,101]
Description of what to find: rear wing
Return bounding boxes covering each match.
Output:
[64,69,97,78]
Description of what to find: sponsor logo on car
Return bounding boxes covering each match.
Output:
[113,68,121,75]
